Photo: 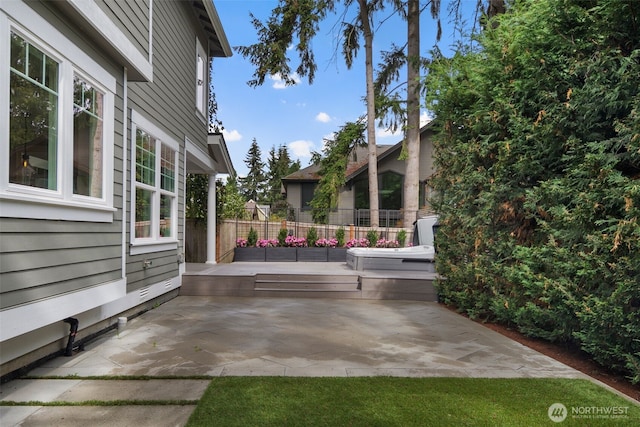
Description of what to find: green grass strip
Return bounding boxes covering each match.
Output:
[187,377,639,427]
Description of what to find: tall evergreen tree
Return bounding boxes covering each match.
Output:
[266,144,300,210]
[427,0,640,382]
[310,119,367,223]
[239,138,266,202]
[236,0,387,226]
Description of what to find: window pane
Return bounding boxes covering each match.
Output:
[136,129,155,186]
[160,194,173,237]
[73,76,104,197]
[135,187,153,238]
[380,172,402,210]
[160,143,175,192]
[10,33,26,74]
[9,63,59,190]
[354,179,369,209]
[196,54,205,113]
[301,182,316,210]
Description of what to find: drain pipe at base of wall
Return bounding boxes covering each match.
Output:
[62,317,79,357]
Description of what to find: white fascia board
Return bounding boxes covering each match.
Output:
[186,138,215,173]
[67,0,153,81]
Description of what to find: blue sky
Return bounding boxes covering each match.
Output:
[213,0,477,177]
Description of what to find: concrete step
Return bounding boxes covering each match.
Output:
[180,267,437,301]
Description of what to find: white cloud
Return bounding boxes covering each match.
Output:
[270,72,301,89]
[420,111,434,127]
[288,140,315,159]
[315,112,331,123]
[376,126,402,139]
[222,129,242,142]
[374,111,433,139]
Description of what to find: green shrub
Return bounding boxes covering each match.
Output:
[397,229,407,247]
[306,227,318,247]
[277,228,288,247]
[335,227,345,247]
[427,0,640,382]
[366,229,378,247]
[247,227,258,247]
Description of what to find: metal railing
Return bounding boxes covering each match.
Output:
[230,208,418,244]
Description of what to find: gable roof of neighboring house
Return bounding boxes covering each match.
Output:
[281,145,395,183]
[282,121,436,184]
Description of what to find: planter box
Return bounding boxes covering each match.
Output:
[233,247,266,262]
[327,247,348,262]
[266,247,297,262]
[296,247,328,262]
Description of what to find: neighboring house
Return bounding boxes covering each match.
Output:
[282,123,436,226]
[0,0,233,376]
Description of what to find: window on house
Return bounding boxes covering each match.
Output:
[3,26,115,222]
[300,182,316,210]
[353,171,404,210]
[379,171,402,210]
[195,40,207,116]
[73,75,104,198]
[132,114,178,246]
[9,32,59,190]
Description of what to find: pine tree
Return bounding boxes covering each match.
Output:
[238,138,266,202]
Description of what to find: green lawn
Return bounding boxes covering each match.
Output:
[187,377,639,427]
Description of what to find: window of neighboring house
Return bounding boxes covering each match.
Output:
[195,39,207,117]
[379,171,403,210]
[3,24,115,222]
[300,182,316,210]
[131,112,178,250]
[421,179,435,209]
[353,171,404,210]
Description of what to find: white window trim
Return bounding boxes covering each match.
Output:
[0,13,116,223]
[195,38,207,121]
[130,110,179,253]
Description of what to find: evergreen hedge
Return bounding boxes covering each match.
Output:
[427,0,639,383]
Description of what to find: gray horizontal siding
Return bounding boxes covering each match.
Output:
[0,217,122,308]
[1,2,126,311]
[100,0,150,59]
[124,0,206,290]
[1,268,121,309]
[126,253,178,292]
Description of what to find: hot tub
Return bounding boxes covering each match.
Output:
[346,245,435,271]
[346,215,438,272]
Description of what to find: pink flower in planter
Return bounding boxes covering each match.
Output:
[346,238,369,248]
[284,235,307,247]
[315,238,338,248]
[257,238,278,247]
[375,239,400,248]
[236,238,247,248]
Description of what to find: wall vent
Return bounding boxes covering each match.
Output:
[139,286,150,301]
[164,280,172,290]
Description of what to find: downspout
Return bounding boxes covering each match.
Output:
[62,317,79,356]
[121,67,128,278]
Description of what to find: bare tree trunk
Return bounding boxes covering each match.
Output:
[403,0,420,226]
[358,0,379,228]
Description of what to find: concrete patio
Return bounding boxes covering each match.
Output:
[1,294,592,426]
